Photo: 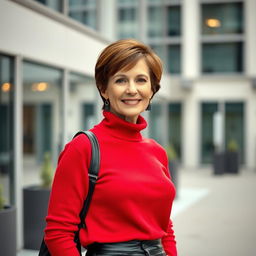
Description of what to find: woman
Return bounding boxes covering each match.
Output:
[44,39,177,256]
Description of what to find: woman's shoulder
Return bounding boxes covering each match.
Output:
[143,138,169,167]
[143,137,167,155]
[60,132,92,160]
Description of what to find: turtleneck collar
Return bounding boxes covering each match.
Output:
[97,111,147,141]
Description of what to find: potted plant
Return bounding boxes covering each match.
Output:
[213,150,226,175]
[166,144,179,197]
[226,139,240,174]
[23,152,53,250]
[0,184,16,256]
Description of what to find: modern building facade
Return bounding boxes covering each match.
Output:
[0,0,256,252]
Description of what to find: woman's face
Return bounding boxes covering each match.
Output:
[101,58,153,123]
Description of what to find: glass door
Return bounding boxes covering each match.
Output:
[0,54,14,204]
[225,102,244,163]
[168,103,182,161]
[201,102,218,164]
[23,61,62,185]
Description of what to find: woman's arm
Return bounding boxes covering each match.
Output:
[44,136,91,256]
[162,220,177,256]
[160,146,178,256]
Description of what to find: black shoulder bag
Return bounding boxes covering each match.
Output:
[38,131,100,256]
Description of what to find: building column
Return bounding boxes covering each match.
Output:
[182,96,200,169]
[62,69,69,145]
[161,101,169,148]
[245,0,256,171]
[182,0,200,169]
[98,0,117,41]
[139,0,147,42]
[245,0,256,78]
[182,0,200,79]
[14,55,23,250]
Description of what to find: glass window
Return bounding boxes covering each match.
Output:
[148,6,165,38]
[202,2,244,35]
[34,0,62,12]
[150,45,165,65]
[23,61,63,185]
[168,45,181,74]
[69,0,97,29]
[167,6,181,36]
[118,0,137,4]
[82,103,95,131]
[69,0,95,7]
[201,103,218,164]
[149,103,162,144]
[117,7,138,39]
[147,0,163,3]
[225,102,244,163]
[69,72,96,135]
[0,55,14,205]
[69,10,97,29]
[168,103,182,161]
[202,42,243,73]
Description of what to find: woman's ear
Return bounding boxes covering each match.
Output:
[100,89,108,100]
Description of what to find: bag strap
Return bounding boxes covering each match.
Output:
[73,130,100,228]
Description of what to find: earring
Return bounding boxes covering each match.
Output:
[146,103,151,111]
[104,99,110,111]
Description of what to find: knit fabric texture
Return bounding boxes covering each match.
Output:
[45,111,177,256]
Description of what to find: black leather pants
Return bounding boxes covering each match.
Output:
[86,239,166,256]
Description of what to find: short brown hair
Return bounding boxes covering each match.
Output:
[95,39,163,97]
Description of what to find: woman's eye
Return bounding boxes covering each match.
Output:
[137,78,147,83]
[115,78,126,84]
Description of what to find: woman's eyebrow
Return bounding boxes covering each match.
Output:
[113,74,127,79]
[113,73,149,78]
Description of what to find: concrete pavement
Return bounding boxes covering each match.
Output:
[18,168,256,256]
[173,168,256,256]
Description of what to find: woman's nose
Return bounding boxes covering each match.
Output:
[126,81,137,94]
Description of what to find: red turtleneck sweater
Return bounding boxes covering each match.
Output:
[45,111,177,256]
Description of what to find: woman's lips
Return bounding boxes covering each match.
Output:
[121,99,142,105]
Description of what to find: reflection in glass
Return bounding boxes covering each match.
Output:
[149,103,162,144]
[69,72,96,135]
[168,103,182,160]
[225,103,244,163]
[69,0,95,7]
[0,55,14,204]
[202,2,243,35]
[202,42,243,73]
[150,45,165,67]
[148,6,164,38]
[117,7,138,39]
[34,0,62,12]
[69,0,97,29]
[82,103,95,131]
[201,103,218,164]
[118,0,137,3]
[23,61,63,185]
[168,45,181,74]
[167,6,181,36]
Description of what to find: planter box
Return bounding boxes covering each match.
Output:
[23,186,50,250]
[226,152,239,174]
[213,152,225,175]
[0,206,16,256]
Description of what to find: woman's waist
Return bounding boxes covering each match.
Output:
[86,239,166,256]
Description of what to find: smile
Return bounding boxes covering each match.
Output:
[121,99,142,105]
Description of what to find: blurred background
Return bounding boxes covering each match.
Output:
[0,0,255,255]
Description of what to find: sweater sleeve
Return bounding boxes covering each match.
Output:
[161,148,178,256]
[162,220,177,256]
[44,136,91,256]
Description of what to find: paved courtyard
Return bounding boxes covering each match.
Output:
[17,167,256,256]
